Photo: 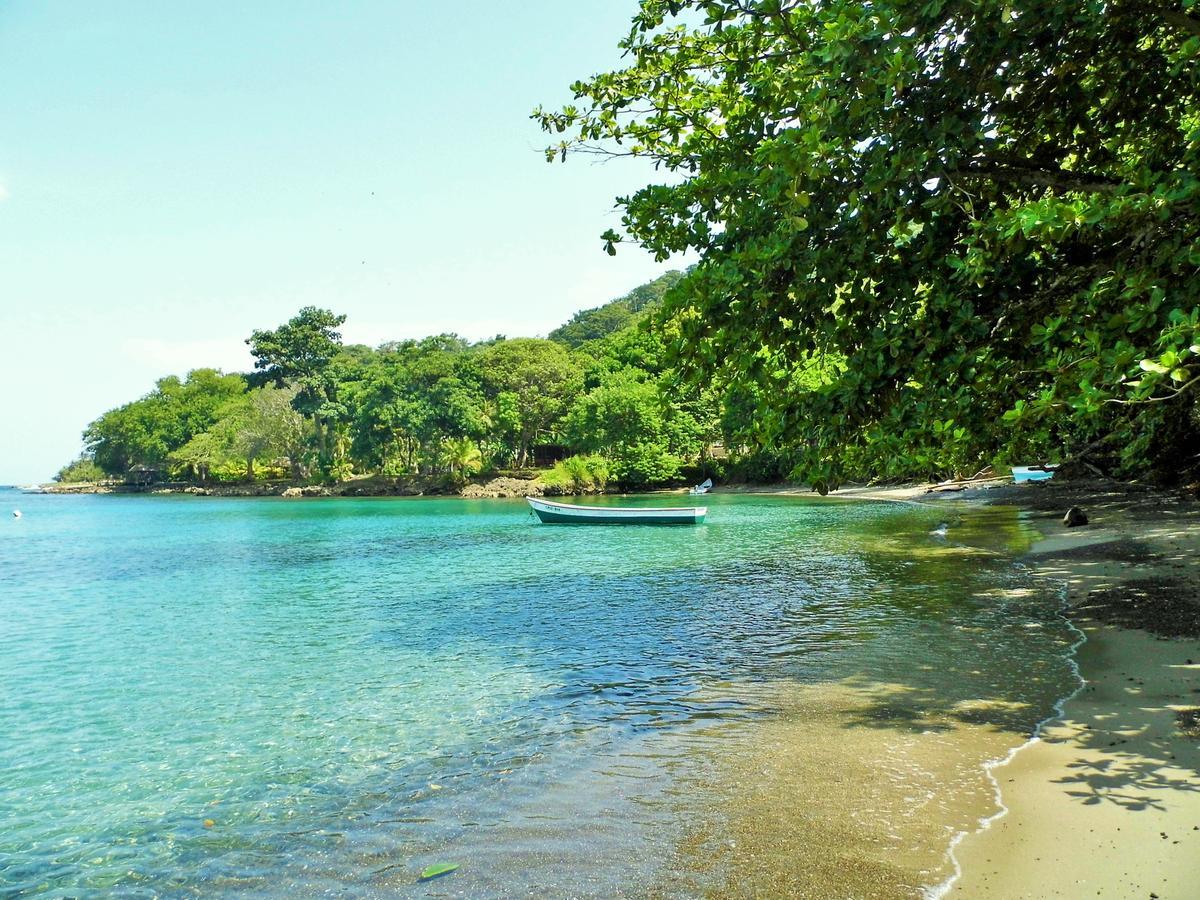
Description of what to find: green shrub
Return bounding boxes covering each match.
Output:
[542,454,610,494]
[328,459,355,483]
[54,457,106,484]
[610,443,681,487]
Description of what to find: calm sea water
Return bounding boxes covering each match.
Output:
[0,490,1077,896]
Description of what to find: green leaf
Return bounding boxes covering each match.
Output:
[419,863,460,881]
[1169,368,1190,383]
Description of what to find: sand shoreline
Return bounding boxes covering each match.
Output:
[946,486,1200,898]
[741,479,1200,897]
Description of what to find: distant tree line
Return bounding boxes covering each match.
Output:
[59,272,723,489]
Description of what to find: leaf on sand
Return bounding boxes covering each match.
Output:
[418,863,460,881]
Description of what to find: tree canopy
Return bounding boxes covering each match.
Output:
[246,306,346,387]
[478,338,583,467]
[537,0,1200,487]
[84,369,246,474]
[67,277,718,489]
[246,306,348,459]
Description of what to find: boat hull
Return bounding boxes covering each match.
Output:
[527,497,705,525]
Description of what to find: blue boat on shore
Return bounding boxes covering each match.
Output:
[1011,465,1057,483]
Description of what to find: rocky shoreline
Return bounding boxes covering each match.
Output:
[31,474,605,500]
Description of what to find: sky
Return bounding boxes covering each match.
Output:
[0,1,690,483]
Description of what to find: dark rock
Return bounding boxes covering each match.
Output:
[1176,708,1200,738]
[1063,506,1089,527]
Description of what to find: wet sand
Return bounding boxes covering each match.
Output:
[669,680,1053,899]
[665,500,1076,897]
[946,624,1200,898]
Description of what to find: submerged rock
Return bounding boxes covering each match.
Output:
[1063,506,1089,527]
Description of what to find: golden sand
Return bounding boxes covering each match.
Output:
[668,680,1040,898]
[947,506,1200,899]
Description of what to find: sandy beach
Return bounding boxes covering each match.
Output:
[945,483,1200,898]
[708,479,1200,898]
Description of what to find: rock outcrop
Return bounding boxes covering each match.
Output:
[460,477,543,499]
[281,485,331,498]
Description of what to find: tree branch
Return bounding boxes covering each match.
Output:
[949,163,1125,194]
[1163,10,1200,38]
[1106,374,1200,405]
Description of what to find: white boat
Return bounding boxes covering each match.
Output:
[527,496,706,525]
[689,478,713,495]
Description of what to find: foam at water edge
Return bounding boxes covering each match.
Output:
[923,580,1088,900]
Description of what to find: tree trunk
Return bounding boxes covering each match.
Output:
[315,418,327,457]
[246,457,255,482]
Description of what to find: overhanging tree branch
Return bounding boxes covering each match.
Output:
[948,163,1126,194]
[1106,374,1200,405]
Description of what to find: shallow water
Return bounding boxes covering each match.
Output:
[0,491,1077,896]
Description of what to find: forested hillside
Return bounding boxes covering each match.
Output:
[548,270,684,347]
[58,271,719,489]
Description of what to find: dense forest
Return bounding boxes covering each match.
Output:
[56,272,722,490]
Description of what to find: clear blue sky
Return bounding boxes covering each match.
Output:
[0,1,688,483]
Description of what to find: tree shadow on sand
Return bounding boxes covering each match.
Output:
[1047,697,1200,811]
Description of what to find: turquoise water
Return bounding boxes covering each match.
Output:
[0,490,1077,896]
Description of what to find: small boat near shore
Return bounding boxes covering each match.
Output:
[527,496,706,525]
[1012,465,1057,483]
